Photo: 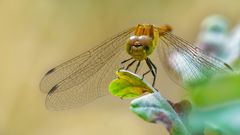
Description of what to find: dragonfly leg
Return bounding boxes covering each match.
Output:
[126,60,136,70]
[121,57,133,64]
[142,70,151,80]
[148,58,157,77]
[118,58,133,71]
[146,58,156,87]
[134,61,141,73]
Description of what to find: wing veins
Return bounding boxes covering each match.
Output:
[160,37,204,81]
[40,27,135,93]
[158,32,233,85]
[163,32,231,71]
[162,32,230,72]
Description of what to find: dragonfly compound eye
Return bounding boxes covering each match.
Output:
[138,35,152,46]
[128,36,138,46]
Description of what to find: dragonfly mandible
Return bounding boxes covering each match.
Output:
[40,24,232,110]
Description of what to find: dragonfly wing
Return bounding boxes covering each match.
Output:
[157,32,233,86]
[40,50,91,93]
[40,27,135,109]
[46,51,128,110]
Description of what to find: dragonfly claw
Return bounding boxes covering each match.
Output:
[118,66,125,72]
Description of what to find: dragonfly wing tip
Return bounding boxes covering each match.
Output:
[45,68,56,76]
[48,84,59,94]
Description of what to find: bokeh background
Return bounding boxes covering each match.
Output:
[1,0,240,135]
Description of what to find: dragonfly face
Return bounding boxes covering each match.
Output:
[126,24,158,60]
[126,35,153,60]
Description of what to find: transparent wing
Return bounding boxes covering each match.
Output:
[157,32,233,85]
[46,51,130,110]
[40,27,135,110]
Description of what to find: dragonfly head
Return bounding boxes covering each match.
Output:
[126,35,154,60]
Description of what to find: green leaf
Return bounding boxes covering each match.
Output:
[188,73,240,134]
[189,101,240,135]
[190,73,240,108]
[108,70,152,99]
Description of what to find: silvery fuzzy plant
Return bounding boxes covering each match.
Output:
[109,70,192,135]
[109,69,240,135]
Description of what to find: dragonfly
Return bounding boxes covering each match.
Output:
[40,24,233,110]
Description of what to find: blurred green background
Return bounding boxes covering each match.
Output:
[1,0,240,135]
